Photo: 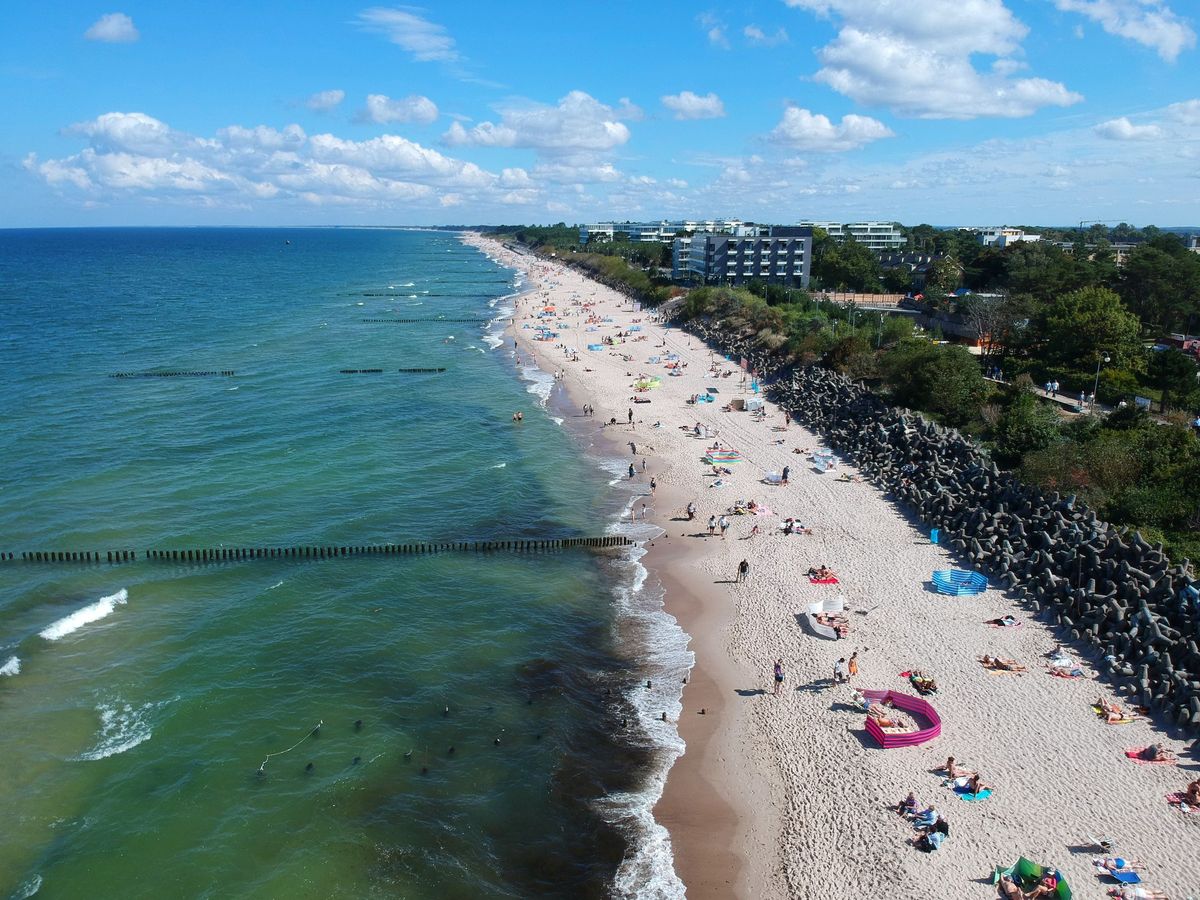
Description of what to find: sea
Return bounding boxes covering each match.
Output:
[0,228,692,900]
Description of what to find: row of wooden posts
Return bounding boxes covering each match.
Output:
[4,537,632,565]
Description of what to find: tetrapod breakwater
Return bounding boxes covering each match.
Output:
[5,537,633,566]
[680,315,1200,731]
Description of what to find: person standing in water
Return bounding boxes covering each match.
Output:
[628,462,635,479]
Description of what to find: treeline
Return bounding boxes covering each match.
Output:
[676,284,1200,560]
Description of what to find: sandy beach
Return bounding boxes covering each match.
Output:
[465,233,1200,900]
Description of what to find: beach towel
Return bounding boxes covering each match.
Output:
[1165,792,1197,812]
[959,788,993,802]
[1092,705,1136,724]
[810,577,839,585]
[1124,747,1176,766]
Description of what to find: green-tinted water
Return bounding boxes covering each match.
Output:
[0,229,683,899]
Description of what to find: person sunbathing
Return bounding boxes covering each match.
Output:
[1048,664,1085,678]
[987,615,1018,627]
[1185,778,1200,806]
[942,757,975,779]
[911,675,938,694]
[1094,856,1143,873]
[1107,888,1171,900]
[965,773,993,795]
[981,655,1027,672]
[1097,696,1127,723]
[1137,744,1175,763]
[807,565,835,579]
[1024,871,1059,899]
[997,874,1024,900]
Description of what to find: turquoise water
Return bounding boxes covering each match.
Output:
[0,229,682,899]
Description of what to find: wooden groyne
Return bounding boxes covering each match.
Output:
[5,537,632,565]
[339,368,447,374]
[361,318,490,324]
[110,371,235,378]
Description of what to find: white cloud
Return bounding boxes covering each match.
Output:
[744,24,789,45]
[770,106,894,151]
[85,12,139,43]
[1093,116,1164,140]
[362,93,439,124]
[441,91,633,155]
[697,13,729,48]
[356,7,458,62]
[1166,98,1200,124]
[67,112,180,155]
[661,91,726,120]
[218,124,307,150]
[1053,0,1195,62]
[533,162,623,183]
[306,89,346,112]
[784,0,1083,118]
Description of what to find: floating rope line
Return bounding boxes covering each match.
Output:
[257,720,322,775]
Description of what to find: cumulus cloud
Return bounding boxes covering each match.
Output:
[661,91,726,120]
[85,12,139,43]
[744,24,789,45]
[26,110,520,211]
[697,13,729,48]
[1093,116,1164,140]
[356,7,458,62]
[770,106,894,151]
[1166,98,1200,124]
[362,93,439,124]
[306,89,346,112]
[1053,0,1195,62]
[441,91,633,155]
[784,0,1083,118]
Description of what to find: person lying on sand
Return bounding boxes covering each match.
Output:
[1097,696,1129,724]
[780,519,813,535]
[1048,664,1086,678]
[942,757,976,779]
[980,655,1027,672]
[987,615,1019,627]
[1107,888,1170,900]
[1093,856,1143,873]
[910,674,938,694]
[1185,777,1200,806]
[1137,744,1175,763]
[806,565,835,579]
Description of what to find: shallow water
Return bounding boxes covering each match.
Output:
[0,228,686,898]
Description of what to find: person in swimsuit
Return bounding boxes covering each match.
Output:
[773,659,784,696]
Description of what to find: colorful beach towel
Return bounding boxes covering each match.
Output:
[1125,747,1176,766]
[810,576,840,585]
[959,788,993,802]
[1092,705,1136,725]
[1166,791,1198,812]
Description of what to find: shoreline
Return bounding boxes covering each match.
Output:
[467,233,764,897]
[463,232,1199,900]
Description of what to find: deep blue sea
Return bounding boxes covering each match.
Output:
[0,228,687,899]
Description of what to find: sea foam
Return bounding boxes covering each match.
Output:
[76,698,164,761]
[39,589,128,641]
[1,655,20,676]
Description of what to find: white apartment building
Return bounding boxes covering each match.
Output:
[796,221,905,252]
[978,226,1042,248]
[672,227,813,288]
[579,219,758,245]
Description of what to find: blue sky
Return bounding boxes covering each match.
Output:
[2,1,1198,226]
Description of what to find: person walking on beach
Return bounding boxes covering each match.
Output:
[628,463,635,479]
[686,501,696,521]
[707,515,717,536]
[834,657,848,684]
[781,465,790,486]
[737,559,750,583]
[718,515,729,539]
[773,659,784,697]
[848,651,859,679]
[650,477,657,494]
[628,407,633,424]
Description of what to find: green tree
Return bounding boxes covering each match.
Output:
[1148,348,1200,412]
[813,236,883,292]
[879,340,986,426]
[1036,286,1143,376]
[1120,240,1200,333]
[992,387,1062,465]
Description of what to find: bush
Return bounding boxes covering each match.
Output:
[992,388,1063,466]
[879,340,986,427]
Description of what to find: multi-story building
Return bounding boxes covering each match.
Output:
[672,226,812,288]
[796,221,905,252]
[579,219,758,245]
[1050,241,1139,265]
[978,226,1041,248]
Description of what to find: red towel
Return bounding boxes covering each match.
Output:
[1126,748,1176,766]
[810,577,839,584]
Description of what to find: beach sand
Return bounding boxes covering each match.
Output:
[465,233,1199,900]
